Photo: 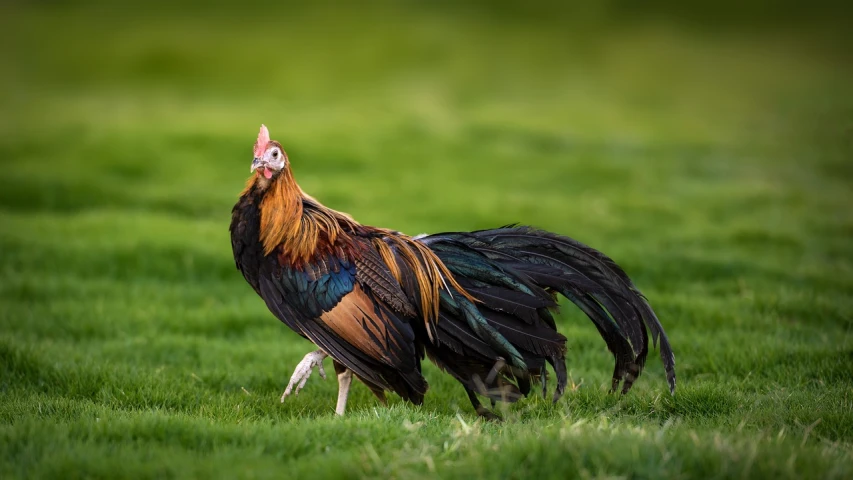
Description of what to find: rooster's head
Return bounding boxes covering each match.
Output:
[250,124,288,182]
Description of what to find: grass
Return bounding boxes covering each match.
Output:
[1,2,852,478]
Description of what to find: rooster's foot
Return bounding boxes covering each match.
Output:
[281,349,328,402]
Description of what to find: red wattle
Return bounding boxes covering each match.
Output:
[263,168,273,179]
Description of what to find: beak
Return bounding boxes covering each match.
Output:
[251,157,266,172]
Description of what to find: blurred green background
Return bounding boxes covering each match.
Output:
[1,1,852,478]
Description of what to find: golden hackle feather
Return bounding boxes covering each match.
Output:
[377,231,478,339]
[372,238,402,282]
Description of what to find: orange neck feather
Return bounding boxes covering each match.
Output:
[243,168,360,264]
[257,169,306,257]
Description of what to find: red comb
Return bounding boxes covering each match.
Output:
[254,124,270,158]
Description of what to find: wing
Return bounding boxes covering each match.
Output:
[257,240,427,403]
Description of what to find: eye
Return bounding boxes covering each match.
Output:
[271,149,279,159]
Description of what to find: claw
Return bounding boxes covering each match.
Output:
[281,350,328,402]
[475,405,503,422]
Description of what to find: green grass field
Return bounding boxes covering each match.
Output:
[1,2,852,478]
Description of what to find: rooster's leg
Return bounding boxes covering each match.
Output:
[465,387,502,422]
[334,361,353,416]
[280,349,328,402]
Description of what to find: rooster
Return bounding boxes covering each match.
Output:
[230,125,675,418]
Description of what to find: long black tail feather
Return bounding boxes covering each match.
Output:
[480,227,675,391]
[419,225,676,405]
